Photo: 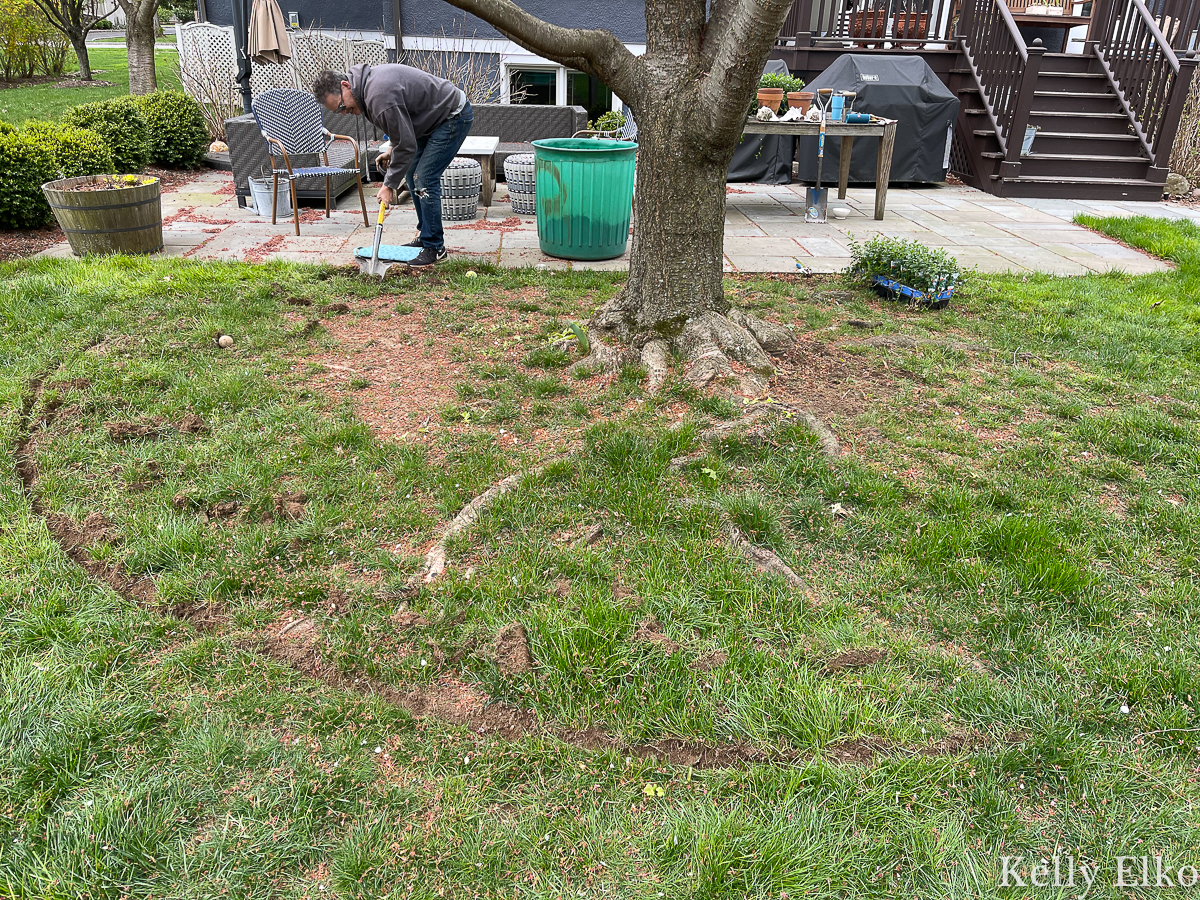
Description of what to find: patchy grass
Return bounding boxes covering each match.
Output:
[0,49,182,126]
[2,219,1200,897]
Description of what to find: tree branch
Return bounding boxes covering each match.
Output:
[698,0,794,139]
[440,0,645,104]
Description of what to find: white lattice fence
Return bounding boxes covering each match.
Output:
[175,22,388,101]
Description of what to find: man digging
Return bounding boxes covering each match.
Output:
[313,65,473,268]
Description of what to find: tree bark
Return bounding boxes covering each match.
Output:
[68,30,92,80]
[29,0,106,80]
[443,0,796,393]
[120,0,160,94]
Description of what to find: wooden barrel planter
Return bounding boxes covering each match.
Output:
[41,175,163,256]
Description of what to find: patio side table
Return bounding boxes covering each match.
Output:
[458,136,501,206]
[742,117,898,220]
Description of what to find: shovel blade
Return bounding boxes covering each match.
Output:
[805,187,828,224]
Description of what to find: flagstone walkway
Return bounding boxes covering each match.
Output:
[36,168,1197,275]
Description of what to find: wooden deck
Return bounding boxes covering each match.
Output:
[770,0,1199,198]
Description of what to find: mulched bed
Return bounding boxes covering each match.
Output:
[0,225,64,262]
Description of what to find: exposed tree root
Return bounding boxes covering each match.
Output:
[671,402,840,470]
[677,498,807,588]
[419,471,528,583]
[574,299,794,396]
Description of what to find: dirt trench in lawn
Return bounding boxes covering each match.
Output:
[10,294,1022,769]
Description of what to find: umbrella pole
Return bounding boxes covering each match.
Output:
[231,0,253,113]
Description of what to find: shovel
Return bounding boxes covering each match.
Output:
[806,88,833,224]
[355,199,421,276]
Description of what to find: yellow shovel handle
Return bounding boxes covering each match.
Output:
[376,200,387,225]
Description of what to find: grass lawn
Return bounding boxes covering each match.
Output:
[0,48,181,126]
[2,217,1199,897]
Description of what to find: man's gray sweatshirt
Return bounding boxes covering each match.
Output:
[348,63,467,191]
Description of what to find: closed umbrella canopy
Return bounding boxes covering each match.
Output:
[249,0,292,66]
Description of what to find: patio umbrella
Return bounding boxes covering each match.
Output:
[248,0,292,66]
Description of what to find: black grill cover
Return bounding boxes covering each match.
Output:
[796,55,959,184]
[728,59,795,184]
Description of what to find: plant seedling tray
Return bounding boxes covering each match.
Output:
[872,275,954,310]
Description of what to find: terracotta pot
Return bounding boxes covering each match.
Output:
[756,87,784,111]
[788,91,814,113]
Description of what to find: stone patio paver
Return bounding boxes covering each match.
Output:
[32,168,1192,275]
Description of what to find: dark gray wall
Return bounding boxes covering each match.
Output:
[206,0,393,32]
[403,0,645,43]
[206,0,645,43]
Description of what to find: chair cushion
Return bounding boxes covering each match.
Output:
[288,166,351,177]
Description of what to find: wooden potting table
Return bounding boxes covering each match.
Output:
[743,116,899,220]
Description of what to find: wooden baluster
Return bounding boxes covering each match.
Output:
[1004,38,1044,173]
[1151,50,1196,174]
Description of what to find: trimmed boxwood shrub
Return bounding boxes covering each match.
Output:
[135,90,210,169]
[0,130,56,229]
[63,96,150,174]
[0,121,15,135]
[22,121,114,179]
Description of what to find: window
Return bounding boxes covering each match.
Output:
[567,71,613,123]
[510,68,556,105]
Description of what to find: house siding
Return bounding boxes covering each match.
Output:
[204,0,643,43]
[403,0,645,43]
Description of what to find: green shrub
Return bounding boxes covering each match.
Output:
[0,129,56,229]
[587,110,626,133]
[846,235,960,298]
[135,90,210,169]
[0,121,14,135]
[22,120,114,178]
[63,96,150,174]
[759,73,806,94]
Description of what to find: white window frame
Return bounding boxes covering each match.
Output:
[501,62,566,106]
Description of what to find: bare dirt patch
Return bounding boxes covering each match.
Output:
[106,418,166,442]
[822,648,887,674]
[769,337,900,428]
[632,617,680,654]
[690,649,729,672]
[493,623,533,675]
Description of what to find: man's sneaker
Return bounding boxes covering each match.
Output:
[408,246,447,267]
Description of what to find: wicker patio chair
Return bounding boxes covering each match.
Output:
[250,88,370,235]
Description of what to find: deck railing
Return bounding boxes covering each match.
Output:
[777,0,962,47]
[958,0,1045,161]
[1092,0,1199,166]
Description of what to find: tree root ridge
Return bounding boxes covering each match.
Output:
[580,298,794,395]
[677,498,806,588]
[671,402,839,470]
[419,470,533,584]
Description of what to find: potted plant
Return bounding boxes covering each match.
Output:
[41,174,162,256]
[846,235,960,309]
[757,73,805,115]
[850,0,888,47]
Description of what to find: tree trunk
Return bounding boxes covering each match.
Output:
[68,29,92,80]
[123,0,159,94]
[439,0,797,393]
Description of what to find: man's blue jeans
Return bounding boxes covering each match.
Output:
[405,103,473,251]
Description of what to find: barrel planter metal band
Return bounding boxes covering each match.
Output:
[41,175,163,256]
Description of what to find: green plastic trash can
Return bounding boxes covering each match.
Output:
[532,138,637,261]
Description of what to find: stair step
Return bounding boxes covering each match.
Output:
[979,151,1145,163]
[995,174,1164,200]
[1028,109,1134,134]
[1033,90,1112,99]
